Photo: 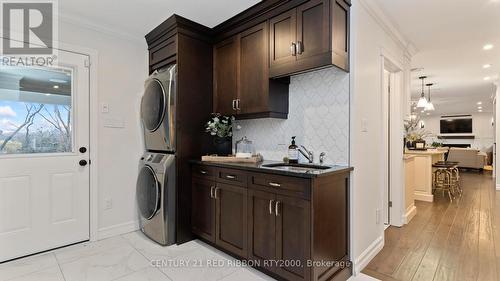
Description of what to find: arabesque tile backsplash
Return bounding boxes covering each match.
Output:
[233,67,350,165]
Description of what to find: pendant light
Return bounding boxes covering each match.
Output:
[417,76,428,108]
[425,83,435,111]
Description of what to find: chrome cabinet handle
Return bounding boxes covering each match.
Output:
[214,186,219,199]
[226,175,236,179]
[210,186,215,198]
[269,182,281,187]
[232,99,236,110]
[297,41,303,54]
[275,201,280,216]
[236,99,241,110]
[290,42,297,56]
[269,199,274,215]
[200,170,207,175]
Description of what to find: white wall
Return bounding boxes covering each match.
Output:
[420,113,494,150]
[349,0,412,272]
[59,20,148,237]
[233,67,350,165]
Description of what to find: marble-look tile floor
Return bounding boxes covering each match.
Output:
[0,231,377,281]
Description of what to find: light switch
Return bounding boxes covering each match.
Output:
[101,103,109,113]
[361,118,368,132]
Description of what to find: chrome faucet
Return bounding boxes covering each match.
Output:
[319,152,326,165]
[298,145,314,163]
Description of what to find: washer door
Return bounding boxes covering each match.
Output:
[136,165,161,220]
[141,78,166,132]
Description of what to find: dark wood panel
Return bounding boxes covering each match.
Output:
[191,165,216,181]
[249,172,311,199]
[296,0,330,63]
[213,36,239,116]
[217,168,248,187]
[215,183,248,258]
[269,9,297,69]
[239,22,269,115]
[276,194,311,281]
[248,189,277,271]
[149,35,176,67]
[191,178,216,242]
[331,0,350,71]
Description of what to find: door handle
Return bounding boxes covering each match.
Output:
[297,41,303,54]
[269,199,274,215]
[79,160,88,167]
[210,186,215,198]
[290,42,297,56]
[275,201,280,216]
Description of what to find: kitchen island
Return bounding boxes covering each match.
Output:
[405,150,446,202]
[190,160,353,281]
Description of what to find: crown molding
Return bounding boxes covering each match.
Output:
[357,0,417,57]
[58,12,145,45]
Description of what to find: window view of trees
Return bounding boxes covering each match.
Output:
[0,102,72,154]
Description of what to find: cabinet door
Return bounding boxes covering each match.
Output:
[239,22,269,115]
[191,178,216,243]
[296,0,330,64]
[331,0,350,71]
[215,183,248,258]
[248,190,277,270]
[213,36,239,115]
[275,195,311,281]
[269,9,297,69]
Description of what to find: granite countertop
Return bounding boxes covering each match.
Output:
[190,159,353,178]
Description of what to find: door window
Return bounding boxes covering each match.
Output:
[141,79,165,132]
[136,166,161,220]
[0,66,73,154]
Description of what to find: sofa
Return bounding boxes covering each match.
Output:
[446,147,487,170]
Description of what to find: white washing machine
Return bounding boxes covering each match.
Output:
[136,152,176,245]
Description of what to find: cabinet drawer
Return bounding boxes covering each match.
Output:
[192,165,216,181]
[149,35,176,66]
[249,173,310,199]
[217,168,248,187]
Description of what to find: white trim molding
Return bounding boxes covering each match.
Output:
[354,236,384,274]
[97,221,139,240]
[496,184,500,191]
[414,192,434,202]
[403,205,417,224]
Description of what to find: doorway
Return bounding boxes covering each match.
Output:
[0,49,90,262]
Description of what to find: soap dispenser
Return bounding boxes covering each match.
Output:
[288,136,299,164]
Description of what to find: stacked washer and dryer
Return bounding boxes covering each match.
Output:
[136,65,177,246]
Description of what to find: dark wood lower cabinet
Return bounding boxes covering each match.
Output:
[215,183,247,258]
[191,164,352,281]
[191,178,216,242]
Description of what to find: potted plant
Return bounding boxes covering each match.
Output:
[404,116,431,149]
[205,113,234,156]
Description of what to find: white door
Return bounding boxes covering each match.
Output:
[0,49,90,262]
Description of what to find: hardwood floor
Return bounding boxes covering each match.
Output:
[363,171,500,281]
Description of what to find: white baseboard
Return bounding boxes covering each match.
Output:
[403,205,417,224]
[354,235,384,274]
[97,220,139,240]
[414,192,433,202]
[496,184,500,191]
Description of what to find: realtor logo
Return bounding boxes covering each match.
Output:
[0,0,58,66]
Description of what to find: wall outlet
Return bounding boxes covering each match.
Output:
[375,209,381,224]
[104,199,113,210]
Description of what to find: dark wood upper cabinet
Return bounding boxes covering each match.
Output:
[214,22,290,119]
[269,9,297,69]
[215,183,248,258]
[213,36,239,116]
[332,0,350,71]
[191,178,216,243]
[296,0,330,63]
[269,0,351,77]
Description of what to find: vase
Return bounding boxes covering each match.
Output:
[213,136,232,156]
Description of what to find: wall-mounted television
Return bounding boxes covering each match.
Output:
[440,116,472,134]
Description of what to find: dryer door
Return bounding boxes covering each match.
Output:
[141,78,166,132]
[136,165,161,220]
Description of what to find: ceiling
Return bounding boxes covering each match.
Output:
[58,0,260,39]
[376,0,500,116]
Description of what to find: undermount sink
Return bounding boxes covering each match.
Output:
[262,163,331,172]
